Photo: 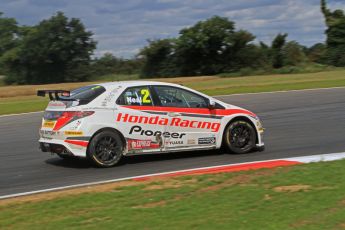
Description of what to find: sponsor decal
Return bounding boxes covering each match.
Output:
[187,139,196,145]
[123,105,255,117]
[129,126,185,139]
[127,139,160,150]
[69,120,82,130]
[117,113,221,132]
[101,88,118,107]
[40,130,60,136]
[42,121,55,128]
[198,137,216,145]
[64,131,83,136]
[125,89,152,105]
[166,140,184,145]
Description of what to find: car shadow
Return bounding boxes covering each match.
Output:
[45,149,225,169]
[45,156,92,168]
[122,149,224,165]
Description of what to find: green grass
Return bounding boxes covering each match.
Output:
[0,96,48,115]
[183,69,345,95]
[217,63,339,78]
[1,69,345,115]
[1,160,345,229]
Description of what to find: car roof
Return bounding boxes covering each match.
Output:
[91,80,231,108]
[97,81,185,89]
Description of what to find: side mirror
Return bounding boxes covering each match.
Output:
[208,100,216,109]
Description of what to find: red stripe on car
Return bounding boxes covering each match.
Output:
[53,116,73,131]
[64,140,89,147]
[122,105,255,116]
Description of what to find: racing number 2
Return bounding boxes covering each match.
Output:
[141,89,151,104]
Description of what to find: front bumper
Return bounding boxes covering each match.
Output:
[255,144,265,152]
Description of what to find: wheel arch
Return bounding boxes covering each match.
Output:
[87,127,127,154]
[222,116,259,146]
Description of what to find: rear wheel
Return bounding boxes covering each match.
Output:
[224,120,256,154]
[87,131,124,167]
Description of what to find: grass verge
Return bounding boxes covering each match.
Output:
[0,96,47,115]
[0,69,345,115]
[1,159,345,229]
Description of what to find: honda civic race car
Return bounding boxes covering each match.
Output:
[38,81,265,167]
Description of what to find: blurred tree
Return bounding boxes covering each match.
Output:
[256,42,273,68]
[223,30,257,71]
[271,33,287,68]
[0,12,18,57]
[92,53,119,76]
[1,12,96,84]
[321,0,345,66]
[139,39,178,78]
[307,43,327,63]
[0,12,18,74]
[90,52,142,77]
[176,16,236,75]
[283,41,307,66]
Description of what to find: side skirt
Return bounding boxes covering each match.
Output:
[125,146,218,156]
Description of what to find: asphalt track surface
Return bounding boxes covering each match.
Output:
[1,88,345,197]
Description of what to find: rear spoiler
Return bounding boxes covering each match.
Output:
[37,90,72,101]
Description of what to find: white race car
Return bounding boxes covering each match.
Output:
[38,81,264,167]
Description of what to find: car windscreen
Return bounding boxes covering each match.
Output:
[60,85,106,105]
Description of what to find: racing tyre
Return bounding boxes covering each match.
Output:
[87,131,124,167]
[224,120,256,154]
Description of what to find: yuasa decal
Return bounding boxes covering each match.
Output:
[129,126,186,139]
[117,113,221,132]
[166,140,184,145]
[198,137,216,145]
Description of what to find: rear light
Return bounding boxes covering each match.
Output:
[61,92,70,97]
[61,111,95,119]
[48,111,95,131]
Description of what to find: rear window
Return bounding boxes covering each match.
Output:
[61,85,106,105]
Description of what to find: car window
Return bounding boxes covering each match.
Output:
[60,85,106,105]
[153,86,208,108]
[117,86,154,106]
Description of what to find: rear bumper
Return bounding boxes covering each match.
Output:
[39,138,88,157]
[40,142,65,153]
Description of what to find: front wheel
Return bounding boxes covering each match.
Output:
[87,131,124,167]
[224,120,256,154]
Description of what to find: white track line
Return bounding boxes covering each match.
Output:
[1,151,345,200]
[215,86,345,97]
[0,111,43,118]
[287,152,345,163]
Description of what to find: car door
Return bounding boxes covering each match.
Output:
[116,85,169,154]
[152,85,220,150]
